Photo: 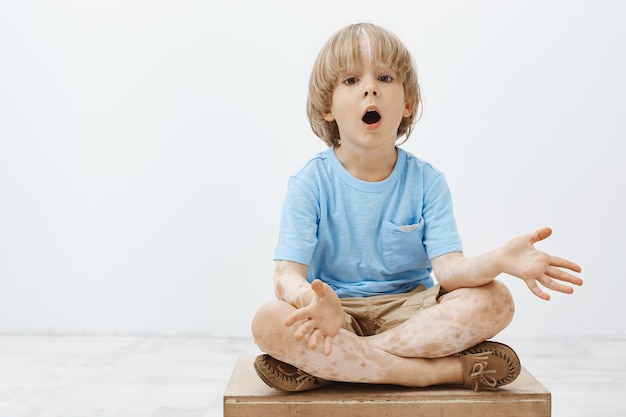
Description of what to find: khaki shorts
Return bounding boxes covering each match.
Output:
[340,284,445,336]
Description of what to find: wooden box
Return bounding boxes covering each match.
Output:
[224,355,551,417]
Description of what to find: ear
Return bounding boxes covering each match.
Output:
[403,100,414,118]
[323,111,335,122]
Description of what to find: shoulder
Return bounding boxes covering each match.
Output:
[291,148,334,177]
[285,148,335,198]
[398,148,445,184]
[289,148,335,188]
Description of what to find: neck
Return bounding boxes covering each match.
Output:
[334,144,398,182]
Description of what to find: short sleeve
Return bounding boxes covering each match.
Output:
[422,174,463,259]
[273,177,320,265]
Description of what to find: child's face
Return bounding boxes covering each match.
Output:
[323,39,412,150]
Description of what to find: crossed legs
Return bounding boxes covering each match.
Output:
[251,280,514,387]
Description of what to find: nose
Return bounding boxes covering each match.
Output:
[362,75,378,98]
[363,76,378,98]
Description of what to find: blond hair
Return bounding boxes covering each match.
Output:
[307,23,421,147]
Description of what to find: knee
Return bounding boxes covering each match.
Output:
[251,300,293,352]
[482,280,515,328]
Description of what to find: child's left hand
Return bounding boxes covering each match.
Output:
[284,279,345,356]
[500,227,583,300]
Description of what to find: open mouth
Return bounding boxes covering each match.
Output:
[362,109,382,125]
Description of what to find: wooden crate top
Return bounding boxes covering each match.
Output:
[224,355,551,417]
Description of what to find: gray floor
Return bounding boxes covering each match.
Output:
[0,335,624,417]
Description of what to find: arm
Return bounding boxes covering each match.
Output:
[274,260,315,308]
[274,260,344,355]
[432,227,583,300]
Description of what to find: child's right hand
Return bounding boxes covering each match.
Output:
[284,279,345,356]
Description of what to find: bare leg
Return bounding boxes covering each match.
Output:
[370,280,515,358]
[252,298,463,386]
[251,281,514,387]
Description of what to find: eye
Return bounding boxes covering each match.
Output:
[343,77,358,85]
[379,75,394,83]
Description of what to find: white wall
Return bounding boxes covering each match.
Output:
[1,0,624,338]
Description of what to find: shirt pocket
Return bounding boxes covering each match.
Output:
[382,218,430,274]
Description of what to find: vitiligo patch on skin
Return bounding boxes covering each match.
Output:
[253,281,515,385]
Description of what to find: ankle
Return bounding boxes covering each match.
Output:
[399,357,464,387]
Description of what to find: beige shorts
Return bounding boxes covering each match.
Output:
[340,284,445,336]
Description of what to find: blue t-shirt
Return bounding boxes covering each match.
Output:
[273,147,463,298]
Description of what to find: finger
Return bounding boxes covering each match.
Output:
[311,279,325,297]
[323,336,334,356]
[525,279,551,301]
[529,227,552,245]
[545,266,583,287]
[294,319,317,341]
[309,329,322,350]
[537,274,574,295]
[285,307,312,327]
[549,256,582,274]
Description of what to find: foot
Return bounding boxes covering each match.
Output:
[458,341,521,391]
[253,354,335,393]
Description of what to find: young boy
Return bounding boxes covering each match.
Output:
[251,23,582,392]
